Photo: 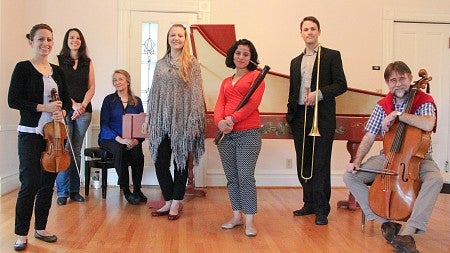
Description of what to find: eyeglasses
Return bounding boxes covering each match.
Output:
[388,76,407,85]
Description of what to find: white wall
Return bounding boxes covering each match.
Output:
[1,0,449,194]
[210,0,450,92]
[0,0,118,194]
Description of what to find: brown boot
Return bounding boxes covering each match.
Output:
[381,221,402,242]
[390,235,419,253]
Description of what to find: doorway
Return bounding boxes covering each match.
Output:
[128,11,198,185]
[392,21,450,173]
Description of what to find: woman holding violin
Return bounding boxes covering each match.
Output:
[343,61,443,253]
[8,24,71,251]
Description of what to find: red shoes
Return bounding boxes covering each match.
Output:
[168,203,183,220]
[152,203,183,220]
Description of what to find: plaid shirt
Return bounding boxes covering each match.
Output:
[365,95,436,153]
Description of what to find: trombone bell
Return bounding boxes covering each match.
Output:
[308,105,321,137]
[309,127,321,137]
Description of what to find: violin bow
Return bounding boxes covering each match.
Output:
[52,88,81,176]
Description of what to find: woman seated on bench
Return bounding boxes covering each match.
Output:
[98,69,146,205]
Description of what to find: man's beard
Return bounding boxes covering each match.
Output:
[393,89,409,99]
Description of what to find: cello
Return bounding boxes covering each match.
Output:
[368,69,433,221]
[40,88,71,173]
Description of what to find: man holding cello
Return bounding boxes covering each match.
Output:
[343,61,443,253]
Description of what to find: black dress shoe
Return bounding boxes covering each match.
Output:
[34,231,57,243]
[135,190,148,202]
[315,214,328,225]
[293,206,314,216]
[13,239,27,251]
[381,222,402,242]
[391,235,419,253]
[124,193,140,205]
[57,197,67,205]
[70,193,85,202]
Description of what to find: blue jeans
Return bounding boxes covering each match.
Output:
[56,111,92,197]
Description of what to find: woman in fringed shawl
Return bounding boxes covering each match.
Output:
[146,24,205,220]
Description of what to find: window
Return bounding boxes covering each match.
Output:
[140,23,158,112]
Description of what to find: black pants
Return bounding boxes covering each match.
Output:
[99,139,144,190]
[155,136,188,201]
[290,106,334,216]
[15,132,57,236]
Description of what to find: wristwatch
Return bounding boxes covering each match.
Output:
[396,111,403,117]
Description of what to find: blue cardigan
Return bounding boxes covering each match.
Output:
[98,92,144,142]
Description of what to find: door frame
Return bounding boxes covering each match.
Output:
[116,0,211,186]
[117,0,210,70]
[383,8,450,173]
[382,8,450,71]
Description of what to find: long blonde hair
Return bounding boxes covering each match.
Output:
[165,24,192,84]
[112,69,138,106]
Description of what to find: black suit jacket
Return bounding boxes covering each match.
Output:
[286,47,347,130]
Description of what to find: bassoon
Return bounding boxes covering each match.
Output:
[214,64,270,145]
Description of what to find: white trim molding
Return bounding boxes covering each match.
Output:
[0,173,20,196]
[118,0,210,70]
[206,169,346,187]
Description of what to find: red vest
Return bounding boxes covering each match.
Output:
[377,90,437,132]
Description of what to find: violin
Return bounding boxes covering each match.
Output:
[368,69,432,221]
[40,88,71,173]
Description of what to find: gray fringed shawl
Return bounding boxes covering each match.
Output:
[147,55,205,171]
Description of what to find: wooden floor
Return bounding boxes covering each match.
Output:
[0,187,449,253]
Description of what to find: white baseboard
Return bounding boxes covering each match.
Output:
[0,172,20,196]
[0,170,348,195]
[442,172,450,183]
[206,169,346,187]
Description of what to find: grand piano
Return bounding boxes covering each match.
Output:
[189,24,384,209]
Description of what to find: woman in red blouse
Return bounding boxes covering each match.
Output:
[214,39,265,237]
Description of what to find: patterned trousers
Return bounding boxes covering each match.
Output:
[343,154,443,232]
[218,129,261,214]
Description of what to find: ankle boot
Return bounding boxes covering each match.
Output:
[122,187,139,205]
[134,189,147,202]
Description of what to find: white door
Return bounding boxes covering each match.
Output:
[129,11,198,185]
[393,22,450,173]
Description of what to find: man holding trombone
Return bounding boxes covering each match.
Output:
[286,16,347,225]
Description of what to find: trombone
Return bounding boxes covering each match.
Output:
[300,45,321,181]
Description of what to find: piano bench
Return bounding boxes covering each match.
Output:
[84,147,115,199]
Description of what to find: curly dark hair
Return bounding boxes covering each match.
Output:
[225,39,259,71]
